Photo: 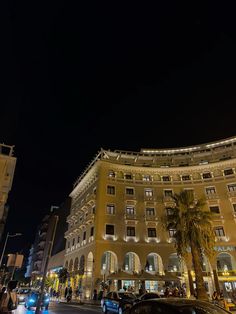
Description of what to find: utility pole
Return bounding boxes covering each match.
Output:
[35,215,58,314]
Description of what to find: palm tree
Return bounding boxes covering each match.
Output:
[161,189,215,300]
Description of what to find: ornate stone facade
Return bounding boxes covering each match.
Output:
[65,136,236,299]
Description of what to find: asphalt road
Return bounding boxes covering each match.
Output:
[14,301,102,314]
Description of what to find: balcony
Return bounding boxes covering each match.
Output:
[206,193,219,200]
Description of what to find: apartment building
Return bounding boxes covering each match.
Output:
[0,144,16,241]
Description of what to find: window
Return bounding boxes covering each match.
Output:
[92,206,96,214]
[209,205,220,214]
[214,226,225,237]
[72,238,75,246]
[107,185,115,195]
[202,172,212,179]
[77,236,80,243]
[90,227,94,236]
[108,170,115,177]
[182,175,190,181]
[125,173,132,180]
[169,229,176,237]
[83,231,86,240]
[107,204,115,215]
[145,188,153,197]
[224,168,234,176]
[126,205,135,215]
[126,187,134,195]
[127,226,135,236]
[205,186,216,194]
[228,184,236,192]
[164,189,173,197]
[106,224,114,235]
[162,175,170,181]
[166,208,174,215]
[67,241,70,249]
[233,203,236,213]
[146,208,155,216]
[143,175,151,181]
[148,228,156,237]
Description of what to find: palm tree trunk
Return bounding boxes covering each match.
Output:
[190,243,208,300]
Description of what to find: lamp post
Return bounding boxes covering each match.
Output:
[0,232,22,268]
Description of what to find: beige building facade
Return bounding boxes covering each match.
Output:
[64,136,236,299]
[0,144,16,241]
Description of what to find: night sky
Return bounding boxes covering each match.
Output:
[2,2,236,256]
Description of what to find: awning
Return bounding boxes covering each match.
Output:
[107,270,180,282]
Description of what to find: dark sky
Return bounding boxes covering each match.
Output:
[2,2,236,255]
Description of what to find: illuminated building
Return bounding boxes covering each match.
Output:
[65,136,236,298]
[0,144,16,241]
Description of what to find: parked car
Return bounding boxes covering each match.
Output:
[134,292,160,304]
[16,287,32,304]
[101,291,137,314]
[125,298,231,314]
[24,290,50,310]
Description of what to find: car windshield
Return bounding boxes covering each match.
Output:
[119,293,136,299]
[18,289,31,294]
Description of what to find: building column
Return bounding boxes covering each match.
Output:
[209,255,220,295]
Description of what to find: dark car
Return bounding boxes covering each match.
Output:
[125,298,231,314]
[134,292,160,304]
[101,291,137,314]
[24,290,50,310]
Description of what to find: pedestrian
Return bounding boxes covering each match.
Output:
[0,287,6,300]
[212,291,219,305]
[64,286,68,300]
[0,280,18,314]
[66,286,72,302]
[93,289,98,300]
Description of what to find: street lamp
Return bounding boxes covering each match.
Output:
[0,232,22,268]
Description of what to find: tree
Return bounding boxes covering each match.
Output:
[58,267,69,284]
[161,189,215,300]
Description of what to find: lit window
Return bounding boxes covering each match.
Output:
[205,186,216,194]
[146,208,155,216]
[127,226,135,236]
[107,185,115,195]
[108,170,115,178]
[214,226,225,237]
[148,228,156,237]
[169,229,176,237]
[106,224,114,235]
[228,184,236,192]
[145,188,153,197]
[126,206,135,215]
[143,175,151,181]
[107,204,115,215]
